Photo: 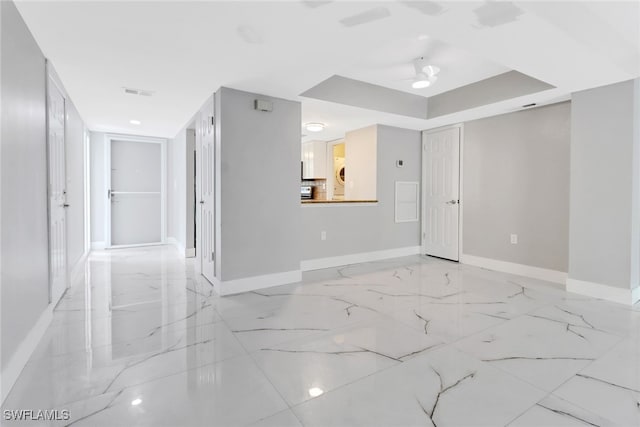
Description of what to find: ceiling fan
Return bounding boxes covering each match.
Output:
[410,57,440,89]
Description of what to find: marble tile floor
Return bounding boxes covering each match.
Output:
[2,245,640,426]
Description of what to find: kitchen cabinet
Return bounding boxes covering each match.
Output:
[301,141,327,179]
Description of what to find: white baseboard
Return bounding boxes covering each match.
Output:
[185,248,195,258]
[69,252,89,287]
[91,241,105,250]
[459,254,567,285]
[566,278,640,306]
[1,303,54,405]
[167,237,186,257]
[301,246,421,272]
[213,270,302,296]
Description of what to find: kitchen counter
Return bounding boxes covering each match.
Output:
[301,199,378,204]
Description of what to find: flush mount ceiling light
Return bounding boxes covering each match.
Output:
[411,57,440,89]
[305,122,325,132]
[130,120,141,125]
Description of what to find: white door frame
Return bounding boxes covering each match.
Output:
[104,134,167,249]
[325,138,344,201]
[84,129,91,256]
[421,123,464,260]
[46,62,69,304]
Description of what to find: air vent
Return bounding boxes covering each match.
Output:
[123,87,155,97]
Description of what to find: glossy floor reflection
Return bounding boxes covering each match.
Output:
[3,246,640,426]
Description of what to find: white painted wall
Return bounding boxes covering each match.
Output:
[344,125,377,201]
[302,125,421,261]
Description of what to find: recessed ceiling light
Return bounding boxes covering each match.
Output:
[417,34,429,40]
[305,123,325,132]
[130,120,141,125]
[308,387,324,397]
[131,398,142,406]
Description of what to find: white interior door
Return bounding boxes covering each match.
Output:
[109,140,162,246]
[47,76,68,304]
[422,127,460,261]
[199,97,215,283]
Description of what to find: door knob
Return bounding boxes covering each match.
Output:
[199,200,205,204]
[63,203,70,208]
[446,200,458,205]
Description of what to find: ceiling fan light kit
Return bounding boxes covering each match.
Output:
[412,75,431,89]
[411,57,440,89]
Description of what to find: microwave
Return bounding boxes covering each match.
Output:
[301,185,312,199]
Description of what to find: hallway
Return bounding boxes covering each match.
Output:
[2,246,639,426]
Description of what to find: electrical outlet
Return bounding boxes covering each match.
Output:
[321,231,327,241]
[510,234,518,244]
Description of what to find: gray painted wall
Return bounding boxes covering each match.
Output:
[428,71,554,119]
[1,0,49,372]
[301,125,422,260]
[463,102,571,272]
[218,87,301,281]
[569,80,638,289]
[65,100,87,267]
[301,75,428,119]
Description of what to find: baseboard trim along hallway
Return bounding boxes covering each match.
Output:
[213,270,303,296]
[1,303,54,404]
[459,254,568,285]
[566,278,640,306]
[3,246,640,425]
[301,246,421,271]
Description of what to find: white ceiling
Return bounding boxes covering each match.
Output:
[15,1,640,140]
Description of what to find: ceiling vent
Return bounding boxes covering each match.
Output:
[123,87,155,97]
